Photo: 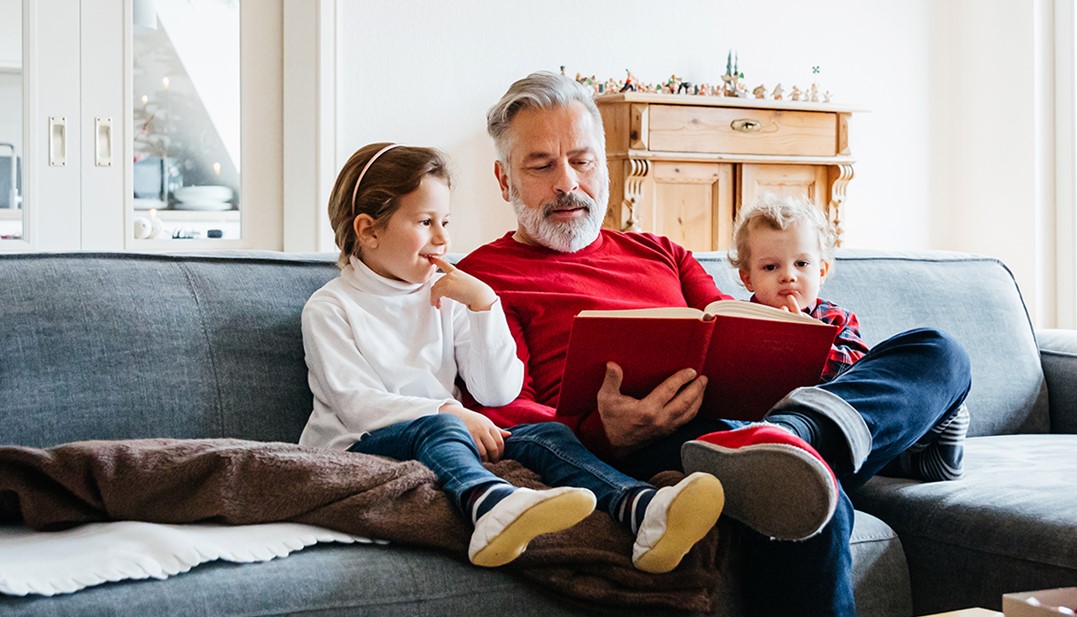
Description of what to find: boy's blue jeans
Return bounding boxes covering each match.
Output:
[614,328,972,617]
[349,416,651,518]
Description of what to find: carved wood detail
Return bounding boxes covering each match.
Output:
[621,157,651,231]
[828,163,855,246]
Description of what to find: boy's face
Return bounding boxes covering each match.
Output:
[738,221,830,312]
[359,176,451,284]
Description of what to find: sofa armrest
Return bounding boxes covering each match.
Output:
[1038,328,1077,434]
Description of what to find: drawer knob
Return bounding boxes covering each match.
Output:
[731,119,762,133]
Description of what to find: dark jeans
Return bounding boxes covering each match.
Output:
[350,414,651,517]
[614,328,971,617]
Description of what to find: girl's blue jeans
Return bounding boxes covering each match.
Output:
[349,416,651,519]
[613,327,972,617]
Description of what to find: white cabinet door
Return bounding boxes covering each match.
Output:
[21,0,84,250]
[81,0,126,250]
[13,0,119,251]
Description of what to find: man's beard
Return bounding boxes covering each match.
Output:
[510,182,609,253]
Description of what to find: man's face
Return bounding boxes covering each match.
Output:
[494,101,609,252]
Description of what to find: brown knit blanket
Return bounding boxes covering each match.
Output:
[0,438,725,612]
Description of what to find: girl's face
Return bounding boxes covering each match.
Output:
[738,221,829,311]
[359,176,451,284]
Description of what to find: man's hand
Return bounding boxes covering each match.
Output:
[439,403,511,462]
[596,362,707,454]
[429,256,498,311]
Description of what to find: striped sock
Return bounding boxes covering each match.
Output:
[614,487,657,535]
[887,404,970,482]
[465,482,516,525]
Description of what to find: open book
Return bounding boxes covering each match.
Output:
[555,300,841,422]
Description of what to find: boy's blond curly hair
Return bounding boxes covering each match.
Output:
[727,194,837,271]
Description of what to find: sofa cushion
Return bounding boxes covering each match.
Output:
[1,543,600,617]
[848,510,913,617]
[852,434,1077,614]
[1,512,910,617]
[0,252,338,447]
[694,249,1049,437]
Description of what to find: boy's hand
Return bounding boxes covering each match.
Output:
[428,256,497,311]
[439,403,511,462]
[780,294,800,313]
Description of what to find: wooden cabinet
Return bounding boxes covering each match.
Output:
[596,92,860,251]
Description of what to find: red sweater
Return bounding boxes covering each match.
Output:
[457,230,733,457]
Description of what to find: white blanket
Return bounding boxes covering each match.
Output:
[0,522,378,596]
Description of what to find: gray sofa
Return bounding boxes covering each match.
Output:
[0,248,1074,616]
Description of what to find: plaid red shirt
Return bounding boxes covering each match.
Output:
[751,295,870,383]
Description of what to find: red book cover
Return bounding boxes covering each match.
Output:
[555,310,714,421]
[702,314,839,420]
[554,302,839,422]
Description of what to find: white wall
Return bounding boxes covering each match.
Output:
[334,0,1062,324]
[930,0,1054,325]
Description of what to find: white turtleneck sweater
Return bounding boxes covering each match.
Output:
[298,256,524,450]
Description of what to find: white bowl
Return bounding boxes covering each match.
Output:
[175,185,233,203]
[171,199,234,211]
[133,198,167,211]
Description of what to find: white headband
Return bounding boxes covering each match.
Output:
[350,143,403,215]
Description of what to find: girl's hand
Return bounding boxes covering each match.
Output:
[428,256,497,311]
[439,403,511,462]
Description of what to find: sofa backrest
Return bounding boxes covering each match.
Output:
[0,248,1049,448]
[0,252,339,448]
[694,249,1049,437]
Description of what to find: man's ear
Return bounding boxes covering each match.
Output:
[494,160,511,202]
[739,268,754,292]
[353,214,379,249]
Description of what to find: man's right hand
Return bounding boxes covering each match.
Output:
[596,362,707,455]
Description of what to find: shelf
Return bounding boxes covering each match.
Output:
[595,92,868,114]
[0,210,21,221]
[134,208,240,222]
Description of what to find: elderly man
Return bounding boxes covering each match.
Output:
[458,71,971,617]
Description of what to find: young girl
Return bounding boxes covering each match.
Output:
[299,142,724,572]
[727,193,968,481]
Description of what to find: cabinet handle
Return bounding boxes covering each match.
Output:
[95,117,113,167]
[730,119,762,133]
[49,116,67,167]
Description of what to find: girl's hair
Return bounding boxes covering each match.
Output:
[727,193,837,270]
[328,143,452,268]
[486,70,605,164]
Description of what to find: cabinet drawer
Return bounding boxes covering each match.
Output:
[648,105,838,156]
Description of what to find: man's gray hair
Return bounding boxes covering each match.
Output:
[486,71,605,163]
